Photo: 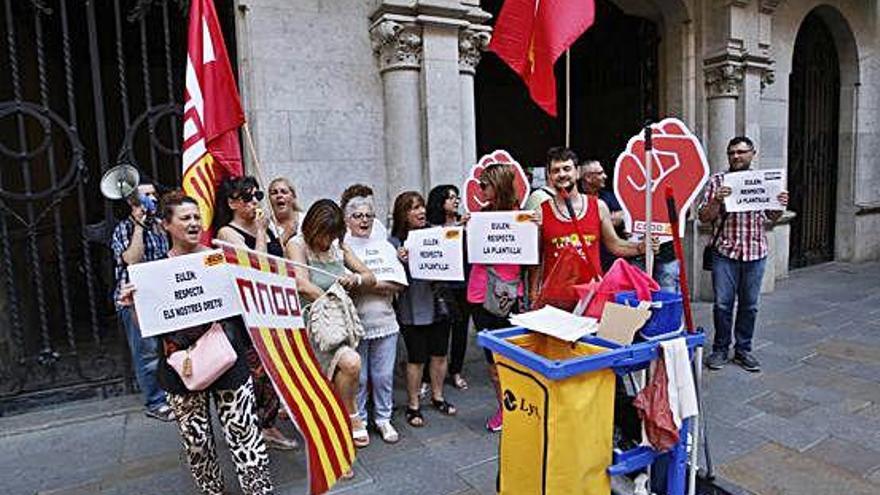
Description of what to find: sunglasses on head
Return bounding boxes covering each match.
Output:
[233,190,264,202]
[479,181,490,190]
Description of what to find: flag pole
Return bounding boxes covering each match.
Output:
[241,122,276,225]
[644,124,654,276]
[565,50,571,147]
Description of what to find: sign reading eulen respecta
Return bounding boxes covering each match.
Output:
[405,226,465,281]
[466,211,539,265]
[723,168,787,213]
[129,250,239,337]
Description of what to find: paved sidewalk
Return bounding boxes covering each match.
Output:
[1,262,879,494]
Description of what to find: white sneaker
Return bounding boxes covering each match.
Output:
[375,421,399,444]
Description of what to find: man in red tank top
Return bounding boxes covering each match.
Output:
[528,147,652,307]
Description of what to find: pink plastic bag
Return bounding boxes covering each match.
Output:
[584,259,659,319]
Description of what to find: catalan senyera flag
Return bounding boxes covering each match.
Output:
[182,0,244,236]
[489,0,596,116]
[218,242,355,495]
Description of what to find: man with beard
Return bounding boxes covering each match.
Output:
[528,148,651,309]
[699,136,789,372]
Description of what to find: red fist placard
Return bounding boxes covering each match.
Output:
[613,118,709,239]
[463,150,531,213]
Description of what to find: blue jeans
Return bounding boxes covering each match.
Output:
[711,254,766,354]
[356,333,399,424]
[118,306,166,410]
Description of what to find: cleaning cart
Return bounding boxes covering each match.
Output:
[479,327,704,495]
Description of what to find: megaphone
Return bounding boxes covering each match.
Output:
[100,164,140,200]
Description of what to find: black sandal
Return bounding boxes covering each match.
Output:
[431,398,457,416]
[406,407,425,427]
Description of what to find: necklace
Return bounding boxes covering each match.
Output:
[553,193,585,220]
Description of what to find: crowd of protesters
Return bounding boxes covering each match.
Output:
[112,137,787,494]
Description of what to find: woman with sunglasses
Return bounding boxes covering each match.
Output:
[267,177,303,247]
[287,199,376,454]
[468,164,527,433]
[390,191,457,428]
[426,185,470,391]
[118,191,274,495]
[213,176,296,450]
[340,184,405,444]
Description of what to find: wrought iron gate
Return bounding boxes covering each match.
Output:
[787,12,840,269]
[0,0,233,414]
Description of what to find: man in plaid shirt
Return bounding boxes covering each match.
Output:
[111,181,173,421]
[698,137,789,372]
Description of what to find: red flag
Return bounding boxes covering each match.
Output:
[182,0,244,235]
[489,0,595,116]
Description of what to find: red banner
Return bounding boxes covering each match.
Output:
[182,0,244,233]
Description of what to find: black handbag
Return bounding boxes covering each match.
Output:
[702,212,728,271]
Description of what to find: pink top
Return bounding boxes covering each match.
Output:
[467,264,524,304]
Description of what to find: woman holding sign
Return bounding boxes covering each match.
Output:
[341,185,406,444]
[118,191,274,495]
[466,163,527,432]
[390,191,458,428]
[286,199,377,450]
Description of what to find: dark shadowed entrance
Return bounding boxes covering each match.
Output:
[475,0,659,170]
[787,11,840,268]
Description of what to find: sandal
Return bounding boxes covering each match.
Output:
[405,407,425,427]
[351,414,370,448]
[376,421,400,444]
[431,398,457,416]
[452,374,469,390]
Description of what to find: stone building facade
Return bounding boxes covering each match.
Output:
[235,0,880,298]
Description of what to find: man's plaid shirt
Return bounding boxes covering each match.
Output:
[111,217,169,305]
[699,172,769,262]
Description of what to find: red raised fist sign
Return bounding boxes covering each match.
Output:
[613,118,709,239]
[463,150,531,213]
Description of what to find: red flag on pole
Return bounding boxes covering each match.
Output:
[182,0,244,238]
[488,0,596,116]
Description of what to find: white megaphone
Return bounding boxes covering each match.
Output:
[100,164,140,200]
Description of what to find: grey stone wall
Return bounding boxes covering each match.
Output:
[236,0,388,216]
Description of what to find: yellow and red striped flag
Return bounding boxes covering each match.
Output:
[182,0,244,238]
[218,242,355,494]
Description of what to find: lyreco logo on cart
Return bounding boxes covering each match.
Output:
[503,389,541,420]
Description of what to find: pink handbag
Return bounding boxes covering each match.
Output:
[167,322,237,391]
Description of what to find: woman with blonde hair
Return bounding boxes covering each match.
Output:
[267,177,303,247]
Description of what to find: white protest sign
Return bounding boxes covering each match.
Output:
[129,250,239,337]
[345,234,408,286]
[723,168,787,212]
[466,211,539,265]
[404,226,465,281]
[225,262,305,330]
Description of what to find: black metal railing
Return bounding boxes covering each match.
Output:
[0,0,219,415]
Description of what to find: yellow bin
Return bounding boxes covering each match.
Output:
[494,333,616,495]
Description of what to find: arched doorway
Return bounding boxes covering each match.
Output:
[787,12,840,268]
[475,0,659,169]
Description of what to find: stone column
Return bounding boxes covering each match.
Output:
[703,62,743,171]
[370,19,425,202]
[421,17,468,188]
[458,27,490,170]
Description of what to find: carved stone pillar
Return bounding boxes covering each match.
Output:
[704,62,743,171]
[370,19,425,200]
[458,27,490,169]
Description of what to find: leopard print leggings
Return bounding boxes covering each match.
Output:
[167,378,274,495]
